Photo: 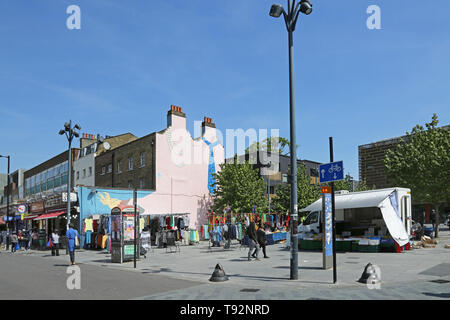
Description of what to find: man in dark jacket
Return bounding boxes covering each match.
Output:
[253,224,269,258]
[247,221,260,261]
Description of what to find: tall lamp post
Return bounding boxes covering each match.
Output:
[59,121,81,233]
[269,0,312,280]
[0,155,11,233]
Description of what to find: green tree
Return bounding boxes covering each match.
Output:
[271,162,321,218]
[384,114,450,237]
[211,156,268,213]
[245,137,292,156]
[354,179,374,192]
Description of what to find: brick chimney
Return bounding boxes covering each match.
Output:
[167,105,186,129]
[80,133,97,149]
[201,116,216,136]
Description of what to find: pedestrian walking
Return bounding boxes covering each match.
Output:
[17,230,24,251]
[247,220,260,261]
[31,229,39,250]
[5,231,10,251]
[0,230,5,250]
[26,230,32,250]
[51,230,60,256]
[66,224,79,265]
[253,224,269,259]
[10,232,18,253]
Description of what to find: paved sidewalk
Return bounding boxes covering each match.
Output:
[4,227,449,299]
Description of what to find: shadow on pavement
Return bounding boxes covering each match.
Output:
[273,265,323,270]
[422,292,450,298]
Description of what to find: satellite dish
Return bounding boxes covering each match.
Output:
[103,142,111,150]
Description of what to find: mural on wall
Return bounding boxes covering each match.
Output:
[202,137,220,194]
[77,187,153,221]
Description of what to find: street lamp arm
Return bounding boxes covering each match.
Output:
[291,8,301,31]
[289,0,297,14]
[282,10,290,31]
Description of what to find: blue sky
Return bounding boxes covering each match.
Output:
[0,0,449,180]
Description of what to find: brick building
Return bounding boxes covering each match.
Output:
[74,132,137,187]
[95,133,155,189]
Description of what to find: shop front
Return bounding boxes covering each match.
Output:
[77,187,152,250]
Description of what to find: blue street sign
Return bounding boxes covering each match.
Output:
[319,161,344,183]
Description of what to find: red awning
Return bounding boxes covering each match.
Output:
[34,211,66,221]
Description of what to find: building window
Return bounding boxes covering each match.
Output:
[128,180,133,188]
[89,167,92,177]
[139,178,145,189]
[117,160,122,174]
[310,168,318,177]
[140,152,146,167]
[107,164,112,173]
[101,166,106,175]
[128,157,133,171]
[76,171,79,180]
[83,169,86,178]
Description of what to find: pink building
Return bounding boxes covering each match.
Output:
[126,106,224,229]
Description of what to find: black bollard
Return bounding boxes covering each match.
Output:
[209,263,229,282]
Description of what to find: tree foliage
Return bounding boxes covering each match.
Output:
[245,137,292,156]
[384,114,450,236]
[211,156,268,214]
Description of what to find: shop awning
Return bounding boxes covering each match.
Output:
[34,211,66,220]
[23,215,39,221]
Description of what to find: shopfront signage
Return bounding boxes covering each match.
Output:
[17,205,27,214]
[62,192,78,202]
[30,201,45,213]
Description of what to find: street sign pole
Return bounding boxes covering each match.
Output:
[329,137,337,284]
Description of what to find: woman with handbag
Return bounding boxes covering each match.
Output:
[66,224,80,265]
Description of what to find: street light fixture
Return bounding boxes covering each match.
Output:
[269,0,312,280]
[59,120,81,233]
[0,155,11,233]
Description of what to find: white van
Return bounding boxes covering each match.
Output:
[298,188,412,246]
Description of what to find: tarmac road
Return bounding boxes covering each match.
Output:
[0,252,202,300]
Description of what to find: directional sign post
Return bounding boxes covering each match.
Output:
[322,187,333,270]
[319,161,344,184]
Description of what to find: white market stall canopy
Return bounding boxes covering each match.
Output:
[300,189,394,212]
[300,188,410,246]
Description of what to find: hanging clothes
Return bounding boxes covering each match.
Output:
[84,219,93,232]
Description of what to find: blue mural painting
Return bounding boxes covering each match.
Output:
[202,137,220,194]
[77,187,152,247]
[78,187,153,220]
